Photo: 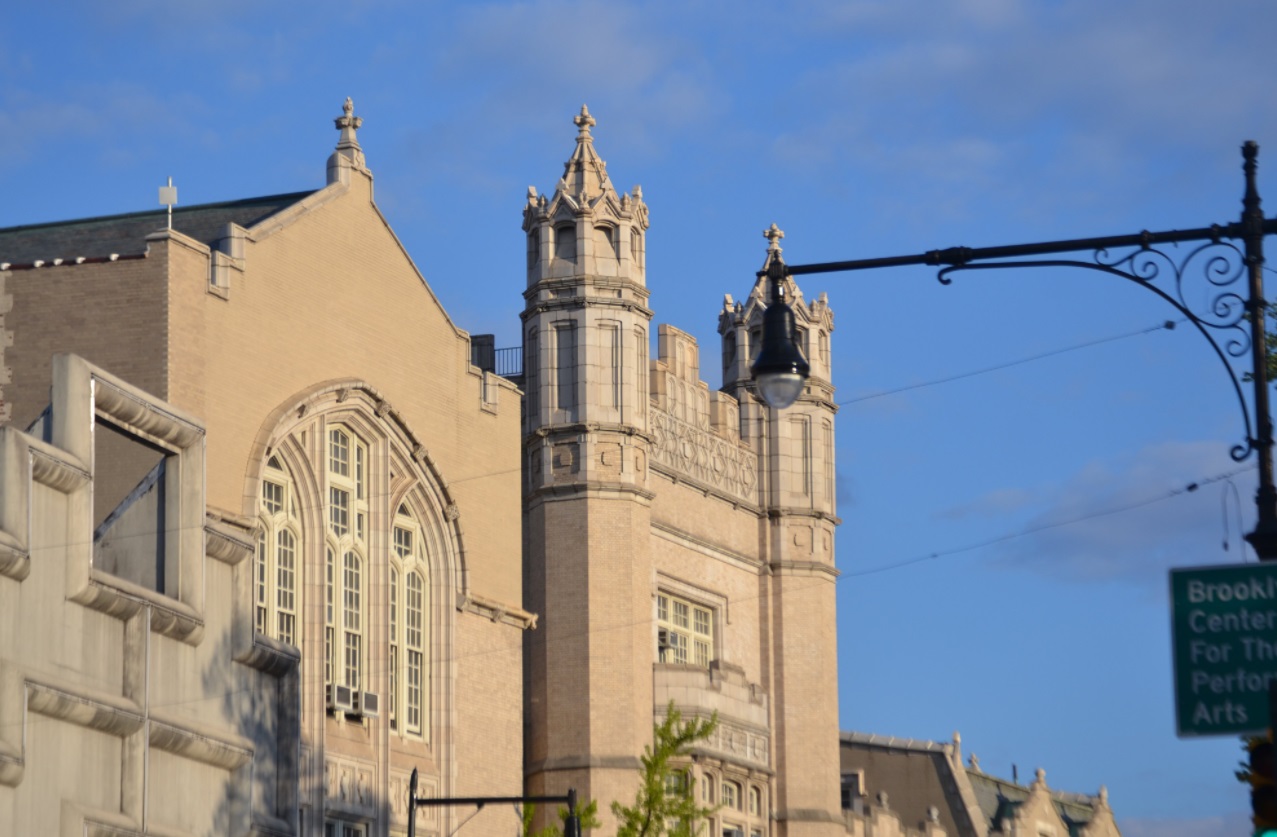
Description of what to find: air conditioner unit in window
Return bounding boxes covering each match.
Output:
[328,684,355,713]
[657,628,671,656]
[358,691,380,718]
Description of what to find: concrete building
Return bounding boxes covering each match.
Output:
[520,107,843,837]
[0,99,529,837]
[838,732,1122,837]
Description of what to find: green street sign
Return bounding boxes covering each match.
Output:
[1171,562,1277,737]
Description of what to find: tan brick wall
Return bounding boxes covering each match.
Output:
[161,172,521,610]
[5,257,168,430]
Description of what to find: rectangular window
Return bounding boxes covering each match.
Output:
[395,526,412,559]
[791,416,811,498]
[276,530,296,645]
[526,329,539,420]
[325,823,365,837]
[255,533,268,634]
[330,488,350,536]
[355,444,364,500]
[343,552,362,690]
[262,481,284,514]
[325,545,335,690]
[657,592,713,667]
[823,419,834,507]
[390,568,399,730]
[636,327,647,409]
[555,323,577,412]
[600,322,620,409]
[329,429,350,477]
[722,781,740,810]
[406,572,425,734]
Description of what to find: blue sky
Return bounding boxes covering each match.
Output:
[5,2,1277,834]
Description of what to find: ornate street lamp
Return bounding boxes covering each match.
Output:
[750,253,811,410]
[751,142,1277,558]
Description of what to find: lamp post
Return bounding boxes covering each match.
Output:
[405,768,581,837]
[751,141,1277,559]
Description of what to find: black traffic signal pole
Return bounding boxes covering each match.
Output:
[758,142,1277,560]
[406,768,581,837]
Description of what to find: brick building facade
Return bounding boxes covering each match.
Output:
[520,107,843,837]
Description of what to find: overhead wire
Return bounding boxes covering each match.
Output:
[838,318,1185,406]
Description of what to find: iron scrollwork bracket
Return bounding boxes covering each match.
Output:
[933,237,1256,462]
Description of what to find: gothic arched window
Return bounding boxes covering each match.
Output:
[256,456,300,646]
[391,503,430,739]
[326,425,368,694]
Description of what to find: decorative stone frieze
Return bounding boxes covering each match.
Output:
[649,406,757,506]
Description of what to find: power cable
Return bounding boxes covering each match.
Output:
[838,318,1183,406]
[844,464,1254,578]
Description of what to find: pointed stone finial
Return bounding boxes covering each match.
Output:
[574,104,596,140]
[1034,768,1046,786]
[335,97,363,142]
[969,754,980,771]
[1098,785,1108,805]
[328,97,366,180]
[764,223,785,254]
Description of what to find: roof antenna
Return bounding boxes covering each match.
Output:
[158,177,178,230]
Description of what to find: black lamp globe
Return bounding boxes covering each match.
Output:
[751,288,810,409]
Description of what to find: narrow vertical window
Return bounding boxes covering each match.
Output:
[635,327,648,409]
[555,323,577,412]
[555,224,576,261]
[330,488,350,536]
[325,546,335,690]
[394,503,429,739]
[276,530,296,645]
[325,425,367,698]
[600,322,621,409]
[406,571,424,733]
[790,417,811,498]
[255,532,268,634]
[329,428,350,477]
[526,329,540,421]
[343,551,362,690]
[390,567,399,730]
[257,459,301,647]
[823,419,834,507]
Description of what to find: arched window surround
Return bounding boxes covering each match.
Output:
[242,382,466,753]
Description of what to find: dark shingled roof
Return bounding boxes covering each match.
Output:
[0,191,315,265]
[966,771,1096,837]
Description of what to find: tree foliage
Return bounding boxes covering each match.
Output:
[522,798,602,837]
[612,703,720,837]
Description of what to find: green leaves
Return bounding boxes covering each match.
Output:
[612,702,720,837]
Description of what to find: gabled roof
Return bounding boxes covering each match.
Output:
[966,769,1099,836]
[0,191,314,265]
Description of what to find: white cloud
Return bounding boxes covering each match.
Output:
[984,440,1257,587]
